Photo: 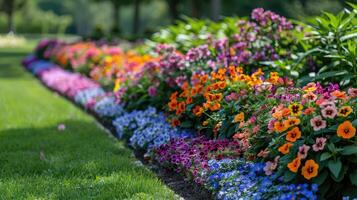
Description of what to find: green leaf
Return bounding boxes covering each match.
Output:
[350,170,357,186]
[180,121,192,128]
[320,152,332,161]
[313,169,328,185]
[328,159,342,178]
[341,32,357,41]
[283,170,296,182]
[341,145,357,155]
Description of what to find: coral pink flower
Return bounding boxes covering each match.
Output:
[312,137,327,152]
[321,106,337,119]
[298,144,310,159]
[310,115,327,131]
[319,101,336,109]
[348,88,357,98]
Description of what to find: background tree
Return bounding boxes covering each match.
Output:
[0,0,26,33]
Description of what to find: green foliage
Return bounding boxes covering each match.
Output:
[298,3,357,87]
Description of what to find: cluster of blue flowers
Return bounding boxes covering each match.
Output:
[113,107,192,150]
[93,96,124,118]
[206,159,318,200]
[26,60,56,75]
[74,87,105,106]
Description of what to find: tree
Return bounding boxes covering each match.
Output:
[211,0,221,21]
[167,0,181,23]
[0,0,26,33]
[92,0,131,34]
[132,0,141,35]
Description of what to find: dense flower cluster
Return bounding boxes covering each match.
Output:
[154,137,242,183]
[112,107,192,150]
[24,5,357,199]
[206,159,318,200]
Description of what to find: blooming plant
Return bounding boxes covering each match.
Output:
[206,159,318,200]
[166,66,289,139]
[154,137,242,184]
[260,83,357,198]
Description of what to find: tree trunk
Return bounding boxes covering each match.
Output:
[7,11,14,33]
[4,0,15,33]
[112,4,121,34]
[167,0,180,24]
[211,0,221,21]
[132,0,140,35]
[190,0,201,18]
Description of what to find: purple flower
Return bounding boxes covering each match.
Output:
[148,86,157,97]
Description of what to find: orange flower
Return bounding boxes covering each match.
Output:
[337,121,356,139]
[272,111,283,119]
[214,93,223,101]
[283,117,301,128]
[200,74,208,83]
[192,105,204,116]
[209,103,221,111]
[217,81,227,89]
[337,106,353,117]
[202,120,209,126]
[171,118,181,127]
[303,107,315,115]
[301,159,319,180]
[278,142,293,154]
[233,112,245,123]
[274,121,288,133]
[186,96,193,104]
[286,127,301,142]
[168,100,178,111]
[287,157,301,173]
[331,90,347,99]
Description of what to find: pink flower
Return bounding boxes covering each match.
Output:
[298,144,310,159]
[310,115,327,131]
[57,124,66,131]
[312,137,327,152]
[348,88,357,98]
[258,149,270,158]
[319,101,336,109]
[303,92,317,102]
[264,156,279,175]
[148,86,157,97]
[253,125,260,134]
[321,106,337,119]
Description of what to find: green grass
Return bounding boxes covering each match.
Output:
[0,45,178,199]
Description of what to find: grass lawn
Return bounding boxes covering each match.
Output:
[0,45,178,199]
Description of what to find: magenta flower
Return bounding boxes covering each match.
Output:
[148,86,157,97]
[310,115,327,131]
[321,106,337,119]
[298,144,310,159]
[312,137,327,152]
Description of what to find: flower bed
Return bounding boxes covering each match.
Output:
[22,6,357,199]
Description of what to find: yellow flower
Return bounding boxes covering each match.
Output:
[337,106,353,117]
[233,112,245,123]
[288,103,303,116]
[113,79,120,92]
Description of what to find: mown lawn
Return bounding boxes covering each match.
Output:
[0,46,178,199]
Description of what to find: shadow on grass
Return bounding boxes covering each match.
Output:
[0,51,29,79]
[0,119,141,179]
